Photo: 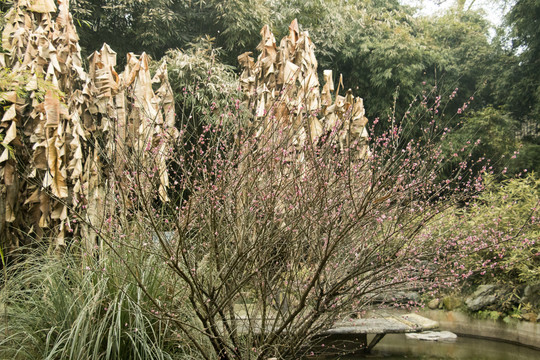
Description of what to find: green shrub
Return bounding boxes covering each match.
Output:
[440,107,520,179]
[455,173,540,286]
[158,37,243,128]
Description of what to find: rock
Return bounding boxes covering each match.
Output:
[465,285,498,311]
[404,292,422,303]
[406,331,457,341]
[473,284,498,296]
[465,294,498,311]
[522,284,540,308]
[442,296,462,311]
[427,298,440,310]
[372,291,421,305]
[521,312,537,323]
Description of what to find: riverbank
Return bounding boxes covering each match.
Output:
[371,333,540,360]
[419,309,540,350]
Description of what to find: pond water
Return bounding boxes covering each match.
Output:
[357,334,540,360]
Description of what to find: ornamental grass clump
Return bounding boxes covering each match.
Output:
[0,243,183,360]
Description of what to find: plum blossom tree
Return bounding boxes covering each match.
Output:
[82,23,497,360]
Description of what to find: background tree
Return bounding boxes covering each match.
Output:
[72,0,191,62]
[496,0,540,174]
[71,0,270,65]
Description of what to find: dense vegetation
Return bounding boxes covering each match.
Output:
[0,0,538,359]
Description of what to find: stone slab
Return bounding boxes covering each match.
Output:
[405,330,458,341]
[326,313,439,335]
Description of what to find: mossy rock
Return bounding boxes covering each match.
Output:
[521,312,538,322]
[427,298,440,310]
[442,296,463,311]
[476,310,502,320]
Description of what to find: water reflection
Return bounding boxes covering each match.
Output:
[362,334,540,360]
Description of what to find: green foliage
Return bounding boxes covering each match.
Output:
[489,0,540,171]
[475,309,503,320]
[442,107,519,177]
[505,0,540,120]
[511,141,540,175]
[72,0,190,63]
[208,0,271,62]
[0,245,183,359]
[0,1,11,31]
[158,37,246,159]
[266,1,499,128]
[160,38,241,126]
[63,0,533,176]
[0,68,60,102]
[424,10,497,111]
[0,68,31,98]
[269,0,429,120]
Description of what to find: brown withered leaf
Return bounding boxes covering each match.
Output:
[24,189,40,205]
[46,137,68,198]
[39,192,50,228]
[33,144,48,170]
[288,18,300,45]
[3,161,15,186]
[283,61,299,85]
[1,93,17,105]
[151,60,175,128]
[238,52,254,68]
[44,90,60,127]
[2,121,17,145]
[0,1,181,247]
[51,202,67,220]
[27,0,57,14]
[0,148,9,163]
[5,202,15,223]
